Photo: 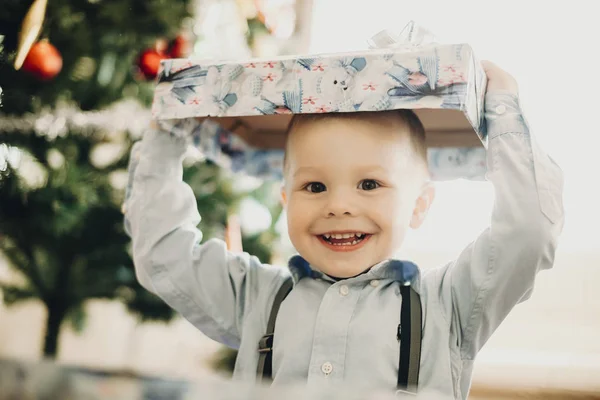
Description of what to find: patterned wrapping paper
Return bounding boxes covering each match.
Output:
[151,43,488,181]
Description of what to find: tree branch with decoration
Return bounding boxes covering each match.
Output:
[0,0,281,360]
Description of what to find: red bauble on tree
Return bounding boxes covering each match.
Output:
[137,48,167,80]
[22,40,63,81]
[136,35,191,80]
[168,35,191,59]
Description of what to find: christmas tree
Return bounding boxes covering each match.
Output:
[0,0,282,359]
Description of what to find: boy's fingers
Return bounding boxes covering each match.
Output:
[481,60,501,76]
[480,60,494,71]
[481,60,519,94]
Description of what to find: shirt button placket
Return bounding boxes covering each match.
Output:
[321,362,333,375]
[339,285,349,296]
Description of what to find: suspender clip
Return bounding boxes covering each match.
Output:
[258,334,274,353]
[395,388,418,397]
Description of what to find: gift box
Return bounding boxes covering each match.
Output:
[151,28,488,181]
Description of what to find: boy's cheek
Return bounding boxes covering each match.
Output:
[287,197,313,218]
[371,200,415,244]
[286,202,318,234]
[368,193,408,219]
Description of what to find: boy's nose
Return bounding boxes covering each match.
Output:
[325,192,356,217]
[328,209,351,217]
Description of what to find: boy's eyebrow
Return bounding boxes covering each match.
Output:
[356,165,389,174]
[293,166,321,178]
[292,165,391,178]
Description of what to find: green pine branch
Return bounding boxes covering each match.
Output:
[0,282,37,305]
[0,237,47,297]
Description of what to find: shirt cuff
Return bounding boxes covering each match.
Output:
[485,91,530,139]
[135,123,188,177]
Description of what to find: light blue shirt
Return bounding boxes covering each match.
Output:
[123,93,564,399]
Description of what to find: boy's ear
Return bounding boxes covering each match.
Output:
[410,182,435,229]
[280,185,288,208]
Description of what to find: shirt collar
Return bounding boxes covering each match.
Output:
[287,255,421,289]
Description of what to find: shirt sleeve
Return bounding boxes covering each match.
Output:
[122,123,290,349]
[437,91,565,360]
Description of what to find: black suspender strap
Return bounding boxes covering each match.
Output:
[257,278,294,381]
[256,278,423,392]
[397,285,423,395]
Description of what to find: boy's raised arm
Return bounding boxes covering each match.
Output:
[437,64,565,361]
[123,122,290,349]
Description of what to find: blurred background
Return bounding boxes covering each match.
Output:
[0,0,598,399]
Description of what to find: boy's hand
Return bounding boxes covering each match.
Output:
[482,60,519,96]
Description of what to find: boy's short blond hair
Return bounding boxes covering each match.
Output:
[283,109,428,173]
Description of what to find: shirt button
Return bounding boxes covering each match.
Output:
[121,203,127,214]
[339,285,349,296]
[321,362,333,375]
[370,280,380,287]
[495,104,507,114]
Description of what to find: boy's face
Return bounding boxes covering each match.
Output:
[282,117,433,278]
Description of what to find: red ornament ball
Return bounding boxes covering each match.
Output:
[137,49,167,80]
[168,35,191,59]
[22,41,63,81]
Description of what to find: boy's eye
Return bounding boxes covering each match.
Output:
[359,179,380,191]
[305,182,327,193]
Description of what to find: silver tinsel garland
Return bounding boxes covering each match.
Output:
[0,100,151,140]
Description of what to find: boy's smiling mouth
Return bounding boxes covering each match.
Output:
[316,231,372,252]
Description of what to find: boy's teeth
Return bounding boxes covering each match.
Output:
[324,233,367,240]
[322,233,370,246]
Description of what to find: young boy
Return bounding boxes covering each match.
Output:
[123,62,564,399]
